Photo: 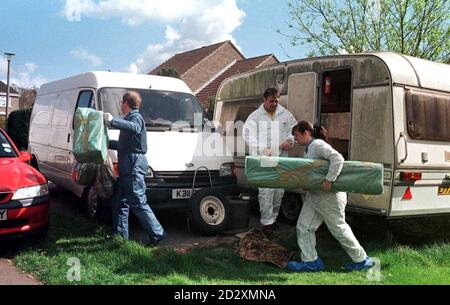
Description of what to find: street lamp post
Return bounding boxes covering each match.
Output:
[4,52,15,129]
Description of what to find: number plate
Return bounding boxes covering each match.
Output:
[438,186,450,196]
[172,189,194,200]
[0,209,7,221]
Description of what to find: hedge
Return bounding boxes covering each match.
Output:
[7,108,32,151]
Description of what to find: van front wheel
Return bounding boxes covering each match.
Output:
[189,189,231,235]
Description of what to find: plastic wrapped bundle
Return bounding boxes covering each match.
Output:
[245,156,384,195]
[72,162,98,186]
[73,108,108,164]
[95,157,117,199]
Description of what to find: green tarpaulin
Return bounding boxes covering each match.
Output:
[245,156,384,195]
[73,108,108,164]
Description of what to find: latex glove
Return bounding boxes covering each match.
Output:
[262,148,273,156]
[103,112,113,124]
[280,140,292,151]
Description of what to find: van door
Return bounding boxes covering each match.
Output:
[49,89,94,194]
[287,72,318,156]
[49,90,78,175]
[68,90,95,168]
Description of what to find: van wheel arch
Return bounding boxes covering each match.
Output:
[30,154,40,171]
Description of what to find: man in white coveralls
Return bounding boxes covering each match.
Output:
[243,87,297,237]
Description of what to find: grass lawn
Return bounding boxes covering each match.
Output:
[12,199,450,285]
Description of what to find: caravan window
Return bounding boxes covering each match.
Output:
[406,89,450,141]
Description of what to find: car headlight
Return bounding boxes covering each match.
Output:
[219,163,235,177]
[12,184,49,200]
[146,166,155,178]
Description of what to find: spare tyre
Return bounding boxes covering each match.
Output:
[189,188,231,235]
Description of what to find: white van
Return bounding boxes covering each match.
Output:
[29,72,247,234]
[214,52,450,220]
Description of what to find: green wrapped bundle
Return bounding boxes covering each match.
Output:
[245,156,384,195]
[73,108,108,164]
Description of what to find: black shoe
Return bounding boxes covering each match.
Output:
[262,225,273,238]
[145,234,166,247]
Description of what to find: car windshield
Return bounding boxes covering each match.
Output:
[0,132,17,158]
[99,88,206,129]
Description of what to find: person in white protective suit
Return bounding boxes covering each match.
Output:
[243,87,297,237]
[287,121,374,272]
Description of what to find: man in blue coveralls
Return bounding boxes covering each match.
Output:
[103,91,165,246]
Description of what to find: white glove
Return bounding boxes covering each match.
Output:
[103,112,113,123]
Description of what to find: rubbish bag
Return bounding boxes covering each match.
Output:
[94,157,116,199]
[72,162,98,187]
[245,156,384,195]
[73,108,108,164]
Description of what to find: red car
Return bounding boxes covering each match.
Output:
[0,128,49,239]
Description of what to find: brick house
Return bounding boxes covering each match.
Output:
[149,41,278,108]
[0,81,19,117]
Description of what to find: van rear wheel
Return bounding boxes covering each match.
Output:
[189,189,231,235]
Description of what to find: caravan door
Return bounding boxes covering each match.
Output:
[287,72,318,156]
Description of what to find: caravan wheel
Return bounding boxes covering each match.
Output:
[280,193,302,224]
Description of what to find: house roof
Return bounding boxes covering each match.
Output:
[0,81,18,94]
[148,40,244,76]
[196,54,278,104]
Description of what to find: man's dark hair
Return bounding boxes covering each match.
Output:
[263,87,280,99]
[122,91,142,109]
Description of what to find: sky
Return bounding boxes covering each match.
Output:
[0,0,308,88]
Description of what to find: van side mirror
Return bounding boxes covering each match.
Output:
[19,152,32,162]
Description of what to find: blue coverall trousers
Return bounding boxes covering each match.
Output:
[112,155,164,240]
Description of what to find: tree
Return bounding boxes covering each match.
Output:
[19,88,37,109]
[279,0,450,62]
[157,68,180,78]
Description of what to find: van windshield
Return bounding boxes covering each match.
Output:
[99,88,206,128]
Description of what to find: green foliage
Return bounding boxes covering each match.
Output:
[0,115,6,130]
[157,68,180,78]
[7,108,32,150]
[281,0,450,62]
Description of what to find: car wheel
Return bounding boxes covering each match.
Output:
[189,189,231,235]
[280,193,302,224]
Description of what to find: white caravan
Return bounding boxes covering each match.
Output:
[214,52,450,220]
[29,72,247,234]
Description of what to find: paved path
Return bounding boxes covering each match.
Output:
[0,259,41,285]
